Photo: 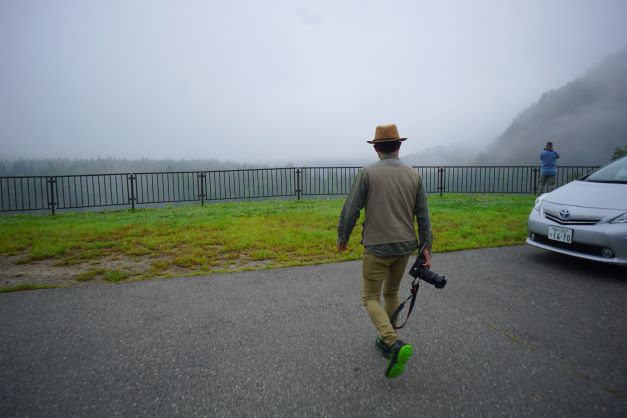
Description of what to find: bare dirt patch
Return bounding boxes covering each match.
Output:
[0,253,272,290]
[0,254,157,289]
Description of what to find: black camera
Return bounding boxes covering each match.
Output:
[409,255,447,289]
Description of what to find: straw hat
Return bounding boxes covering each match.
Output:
[367,124,407,144]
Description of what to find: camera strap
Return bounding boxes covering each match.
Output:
[390,277,420,330]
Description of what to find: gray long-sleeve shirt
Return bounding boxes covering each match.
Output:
[337,156,433,257]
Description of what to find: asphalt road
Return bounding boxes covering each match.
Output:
[1,245,625,417]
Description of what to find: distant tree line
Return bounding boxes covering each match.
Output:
[0,157,269,177]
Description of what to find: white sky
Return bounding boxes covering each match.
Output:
[1,0,626,164]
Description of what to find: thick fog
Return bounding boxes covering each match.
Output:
[1,0,626,165]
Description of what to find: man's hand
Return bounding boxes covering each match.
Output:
[421,248,432,269]
[337,241,347,252]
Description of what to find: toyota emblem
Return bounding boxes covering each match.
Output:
[559,209,570,219]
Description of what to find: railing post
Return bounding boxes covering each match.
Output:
[127,174,136,210]
[47,176,56,215]
[198,172,206,206]
[295,168,301,200]
[531,167,539,195]
[438,167,445,197]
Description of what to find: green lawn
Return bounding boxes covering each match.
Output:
[0,194,534,290]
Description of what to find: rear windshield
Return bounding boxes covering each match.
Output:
[585,157,627,183]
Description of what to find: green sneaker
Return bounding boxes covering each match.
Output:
[375,336,392,359]
[385,340,413,379]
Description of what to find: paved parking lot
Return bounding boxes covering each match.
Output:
[1,245,625,417]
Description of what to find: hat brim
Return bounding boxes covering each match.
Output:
[367,137,407,144]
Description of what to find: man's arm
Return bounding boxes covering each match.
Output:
[337,170,367,250]
[414,178,433,252]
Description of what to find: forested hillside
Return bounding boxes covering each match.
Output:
[475,48,627,165]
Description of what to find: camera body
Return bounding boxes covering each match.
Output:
[409,255,447,289]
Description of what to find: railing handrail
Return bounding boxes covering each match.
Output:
[0,165,599,214]
[0,164,598,178]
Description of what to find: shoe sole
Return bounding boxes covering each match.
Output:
[385,344,413,379]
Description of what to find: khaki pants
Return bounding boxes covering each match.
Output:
[362,251,410,346]
[538,174,556,195]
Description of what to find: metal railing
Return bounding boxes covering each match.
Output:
[0,165,598,214]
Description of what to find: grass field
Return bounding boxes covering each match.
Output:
[0,194,535,291]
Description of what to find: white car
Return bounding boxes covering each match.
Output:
[527,156,627,265]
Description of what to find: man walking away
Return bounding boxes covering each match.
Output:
[337,124,433,379]
[538,141,560,195]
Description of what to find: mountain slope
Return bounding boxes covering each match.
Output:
[476,48,627,165]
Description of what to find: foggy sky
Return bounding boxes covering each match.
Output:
[1,0,626,164]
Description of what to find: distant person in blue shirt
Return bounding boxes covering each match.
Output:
[538,141,560,195]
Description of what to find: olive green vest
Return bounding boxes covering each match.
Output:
[362,158,421,246]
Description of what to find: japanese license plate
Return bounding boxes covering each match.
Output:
[548,226,573,244]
